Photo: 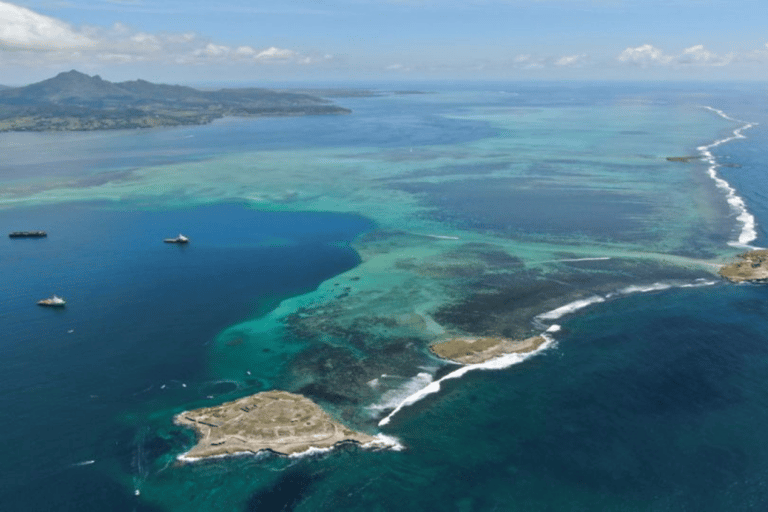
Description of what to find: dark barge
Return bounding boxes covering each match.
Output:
[9,231,47,238]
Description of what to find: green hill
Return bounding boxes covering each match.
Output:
[0,70,351,132]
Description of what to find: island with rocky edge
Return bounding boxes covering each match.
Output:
[174,390,379,460]
[429,335,547,364]
[0,70,351,132]
[719,250,768,282]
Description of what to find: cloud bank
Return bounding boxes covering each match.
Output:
[618,44,734,67]
[0,1,93,50]
[0,1,312,68]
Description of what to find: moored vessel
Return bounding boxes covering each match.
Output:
[164,234,189,244]
[9,231,47,238]
[37,295,66,307]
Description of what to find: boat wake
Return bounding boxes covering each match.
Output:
[132,427,150,498]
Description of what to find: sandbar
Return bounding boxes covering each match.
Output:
[719,250,768,282]
[429,335,547,365]
[174,390,376,460]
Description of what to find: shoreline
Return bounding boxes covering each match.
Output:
[429,335,548,365]
[378,335,556,427]
[176,432,404,463]
[718,250,768,282]
[174,390,402,462]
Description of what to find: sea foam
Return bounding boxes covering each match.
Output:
[535,296,606,321]
[376,276,717,429]
[699,106,760,248]
[367,372,434,414]
[378,336,555,427]
[535,279,719,327]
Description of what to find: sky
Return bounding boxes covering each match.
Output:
[1,0,768,85]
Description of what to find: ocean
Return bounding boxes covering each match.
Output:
[2,82,768,511]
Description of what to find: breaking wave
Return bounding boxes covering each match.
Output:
[367,372,434,414]
[378,336,555,427]
[699,106,759,248]
[534,279,718,328]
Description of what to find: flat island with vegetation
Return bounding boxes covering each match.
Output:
[429,335,548,365]
[719,250,768,282]
[0,70,352,132]
[174,390,380,460]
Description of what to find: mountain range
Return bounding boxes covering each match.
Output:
[0,70,351,131]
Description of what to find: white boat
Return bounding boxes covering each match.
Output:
[38,295,66,307]
[164,233,189,244]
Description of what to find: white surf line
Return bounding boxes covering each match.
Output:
[530,279,719,333]
[555,257,611,263]
[699,106,761,249]
[420,234,461,240]
[378,335,556,427]
[376,273,718,429]
[538,256,612,264]
[176,433,405,463]
[288,434,405,458]
[367,372,434,415]
[535,296,606,321]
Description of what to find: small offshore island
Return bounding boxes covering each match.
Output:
[0,70,350,132]
[719,250,768,282]
[174,390,379,460]
[430,335,547,365]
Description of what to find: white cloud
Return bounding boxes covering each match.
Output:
[385,62,415,72]
[618,43,733,67]
[511,54,545,69]
[193,43,230,58]
[0,1,94,50]
[678,44,733,66]
[0,1,308,69]
[235,45,256,56]
[618,44,672,65]
[555,53,588,67]
[255,46,296,59]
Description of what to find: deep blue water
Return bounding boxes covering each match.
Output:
[0,202,372,511]
[3,83,768,511]
[325,283,768,511]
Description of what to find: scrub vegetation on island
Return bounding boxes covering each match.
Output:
[174,391,384,459]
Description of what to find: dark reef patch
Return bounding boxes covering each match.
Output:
[389,177,652,241]
[297,382,356,406]
[72,168,139,188]
[449,242,525,269]
[434,258,711,337]
[284,339,432,422]
[382,161,513,180]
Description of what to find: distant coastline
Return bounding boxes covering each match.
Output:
[0,70,355,133]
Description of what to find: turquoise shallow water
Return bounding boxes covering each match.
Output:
[1,82,767,511]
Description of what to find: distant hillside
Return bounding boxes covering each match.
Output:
[0,70,351,132]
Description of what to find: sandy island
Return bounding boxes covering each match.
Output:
[429,335,547,365]
[719,250,768,282]
[174,390,377,460]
